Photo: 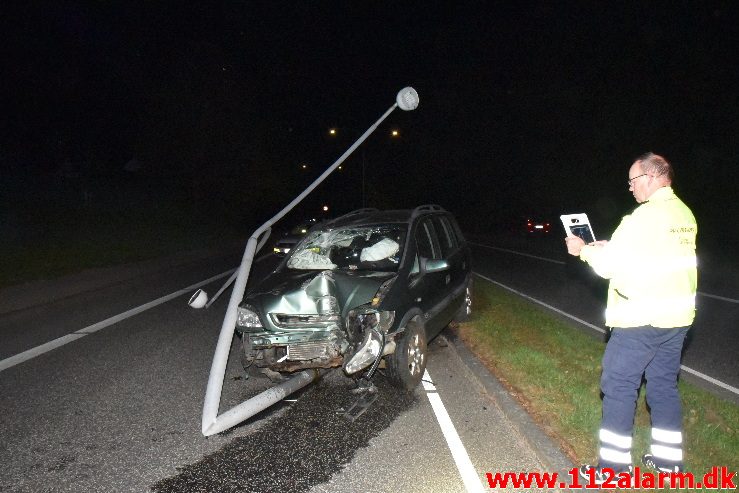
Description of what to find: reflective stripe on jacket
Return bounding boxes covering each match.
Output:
[580,187,697,328]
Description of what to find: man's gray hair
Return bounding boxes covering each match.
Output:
[636,152,674,183]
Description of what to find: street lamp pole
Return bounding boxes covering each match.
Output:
[332,128,399,209]
[362,148,366,208]
[198,87,419,437]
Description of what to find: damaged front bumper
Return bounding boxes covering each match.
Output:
[238,311,397,375]
[238,269,398,375]
[239,328,348,372]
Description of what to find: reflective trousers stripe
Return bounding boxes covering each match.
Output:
[600,447,632,465]
[651,443,683,461]
[652,427,682,444]
[600,429,633,449]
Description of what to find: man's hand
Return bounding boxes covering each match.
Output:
[565,236,585,256]
[565,236,608,256]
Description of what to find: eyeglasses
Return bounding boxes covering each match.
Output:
[627,173,648,187]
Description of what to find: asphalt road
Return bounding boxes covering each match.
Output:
[1,235,735,492]
[0,247,554,493]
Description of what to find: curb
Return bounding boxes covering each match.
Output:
[444,329,575,474]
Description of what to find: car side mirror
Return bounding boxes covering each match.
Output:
[420,257,449,273]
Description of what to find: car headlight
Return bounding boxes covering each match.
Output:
[236,305,263,330]
[349,307,395,333]
[371,277,397,307]
[343,327,383,374]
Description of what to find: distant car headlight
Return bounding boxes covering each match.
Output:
[236,305,263,329]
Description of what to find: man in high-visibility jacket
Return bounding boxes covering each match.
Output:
[565,152,697,483]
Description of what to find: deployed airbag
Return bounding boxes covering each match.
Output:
[360,238,400,262]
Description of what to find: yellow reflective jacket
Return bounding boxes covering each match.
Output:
[580,187,697,328]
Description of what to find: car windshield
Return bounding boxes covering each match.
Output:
[287,224,407,272]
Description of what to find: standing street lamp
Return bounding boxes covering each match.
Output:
[328,127,400,208]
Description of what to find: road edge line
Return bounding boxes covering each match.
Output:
[0,269,235,372]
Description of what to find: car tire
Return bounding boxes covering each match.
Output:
[386,320,427,391]
[453,278,473,323]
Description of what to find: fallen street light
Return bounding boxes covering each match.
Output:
[197,87,419,436]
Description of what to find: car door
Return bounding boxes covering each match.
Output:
[432,214,469,324]
[408,217,449,337]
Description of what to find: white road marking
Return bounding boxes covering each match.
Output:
[473,271,739,397]
[469,241,565,265]
[422,369,486,493]
[0,269,236,372]
[699,292,739,303]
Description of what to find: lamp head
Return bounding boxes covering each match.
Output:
[396,87,419,111]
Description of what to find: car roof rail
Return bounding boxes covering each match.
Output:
[411,204,446,220]
[325,208,380,226]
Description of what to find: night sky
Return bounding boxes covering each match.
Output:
[3,2,739,254]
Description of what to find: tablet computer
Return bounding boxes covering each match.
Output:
[560,213,596,243]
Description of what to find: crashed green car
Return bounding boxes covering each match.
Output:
[236,205,472,390]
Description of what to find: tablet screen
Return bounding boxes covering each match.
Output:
[570,224,594,243]
[560,213,596,243]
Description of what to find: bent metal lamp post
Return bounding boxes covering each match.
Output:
[199,87,419,436]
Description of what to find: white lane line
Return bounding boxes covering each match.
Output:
[470,240,739,303]
[699,292,739,303]
[422,369,485,493]
[469,241,564,265]
[0,269,236,372]
[473,272,739,397]
[473,272,606,335]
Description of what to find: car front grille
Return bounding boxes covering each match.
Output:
[287,341,331,361]
[271,313,340,328]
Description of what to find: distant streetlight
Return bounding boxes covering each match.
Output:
[328,125,400,208]
[322,205,329,212]
[301,163,308,170]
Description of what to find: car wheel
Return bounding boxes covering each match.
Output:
[386,320,427,391]
[453,278,473,322]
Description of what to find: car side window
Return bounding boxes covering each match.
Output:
[417,220,440,259]
[411,218,441,274]
[433,216,458,257]
[448,216,465,243]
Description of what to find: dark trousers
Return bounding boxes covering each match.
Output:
[598,325,689,469]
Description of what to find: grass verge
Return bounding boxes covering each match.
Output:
[455,278,737,488]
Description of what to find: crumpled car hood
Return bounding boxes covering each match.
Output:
[244,269,396,320]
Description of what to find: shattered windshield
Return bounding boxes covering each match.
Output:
[287,224,407,272]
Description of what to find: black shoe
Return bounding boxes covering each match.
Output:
[642,454,683,473]
[579,464,633,485]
